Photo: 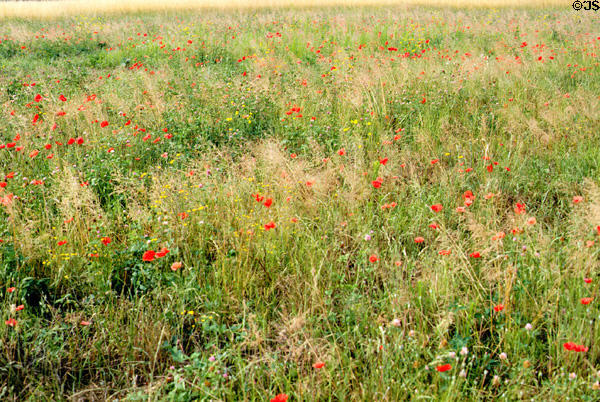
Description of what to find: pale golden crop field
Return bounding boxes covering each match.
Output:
[0,0,570,18]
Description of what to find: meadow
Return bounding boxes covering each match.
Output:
[1,2,600,400]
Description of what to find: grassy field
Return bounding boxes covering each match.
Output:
[1,3,600,401]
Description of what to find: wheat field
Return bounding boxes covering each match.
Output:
[0,0,570,18]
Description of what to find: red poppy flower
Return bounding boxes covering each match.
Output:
[514,203,526,215]
[436,364,452,372]
[101,237,111,246]
[338,148,345,156]
[59,94,67,102]
[264,221,276,230]
[563,342,588,352]
[58,240,67,246]
[414,236,424,243]
[271,394,288,402]
[156,248,170,258]
[581,297,593,305]
[430,204,443,212]
[493,304,504,312]
[34,94,42,102]
[369,254,379,263]
[379,157,388,165]
[264,198,273,208]
[142,250,156,262]
[312,361,325,369]
[5,318,17,327]
[100,121,109,128]
[372,179,382,189]
[584,277,592,284]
